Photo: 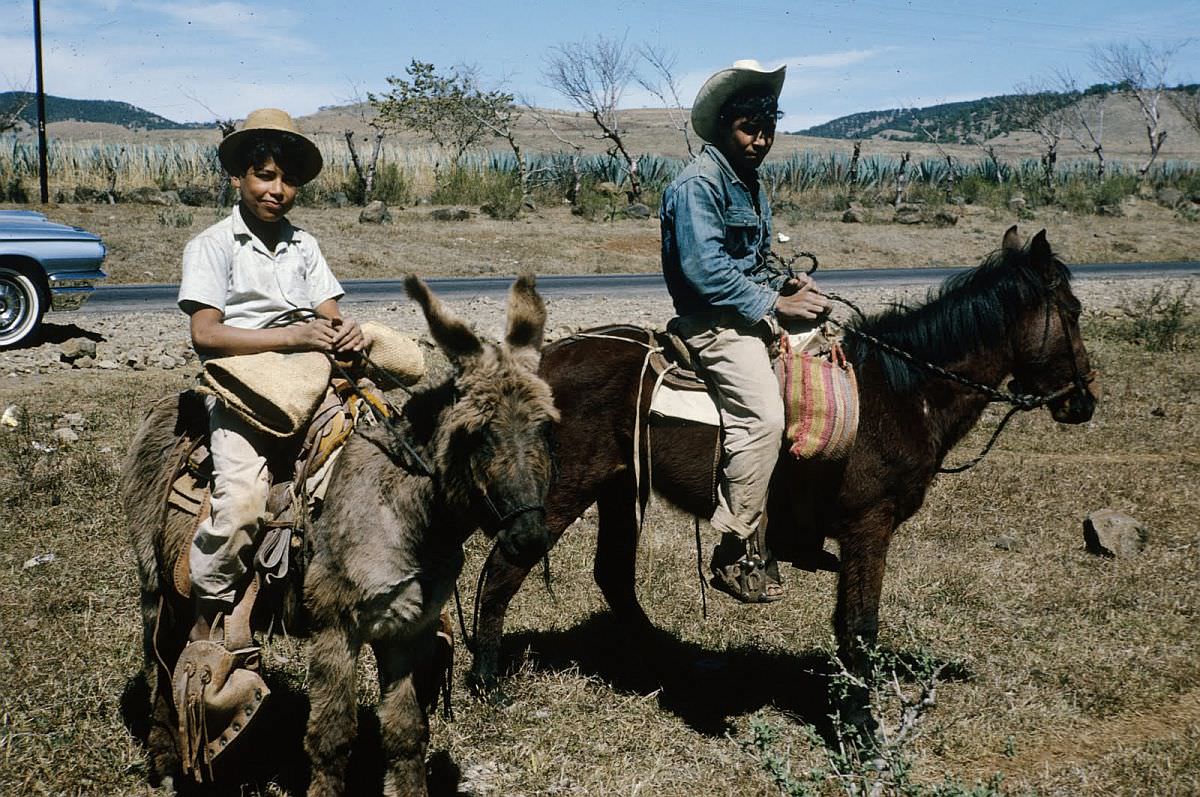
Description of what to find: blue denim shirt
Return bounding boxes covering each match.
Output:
[660,144,782,325]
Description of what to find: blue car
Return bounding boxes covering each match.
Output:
[0,209,107,348]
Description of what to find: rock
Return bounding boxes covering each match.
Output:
[59,338,98,362]
[330,192,350,209]
[96,359,119,370]
[358,200,391,224]
[56,412,85,430]
[73,186,107,204]
[1156,187,1184,208]
[50,427,79,445]
[1,405,23,428]
[430,207,471,221]
[993,535,1016,551]
[1083,509,1148,557]
[177,185,215,207]
[1008,196,1027,211]
[121,350,146,370]
[1136,182,1155,200]
[842,206,866,223]
[157,354,177,370]
[73,356,96,369]
[594,181,621,196]
[894,204,923,224]
[931,209,959,227]
[125,186,179,206]
[622,202,652,220]
[1097,203,1124,217]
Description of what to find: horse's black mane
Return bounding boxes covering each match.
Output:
[847,247,1071,394]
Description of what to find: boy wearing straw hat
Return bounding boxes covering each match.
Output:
[178,108,365,639]
[661,60,831,603]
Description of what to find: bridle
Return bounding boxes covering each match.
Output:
[766,251,1097,473]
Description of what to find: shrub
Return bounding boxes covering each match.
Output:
[1110,284,1197,352]
[369,162,412,206]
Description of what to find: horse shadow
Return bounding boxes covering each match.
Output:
[119,671,469,796]
[499,613,973,740]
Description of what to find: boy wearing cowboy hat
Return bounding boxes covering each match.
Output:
[178,108,366,638]
[661,60,831,603]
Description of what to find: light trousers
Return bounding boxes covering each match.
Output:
[189,395,271,606]
[675,311,785,540]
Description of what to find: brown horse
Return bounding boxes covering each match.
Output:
[468,227,1098,727]
[122,276,558,795]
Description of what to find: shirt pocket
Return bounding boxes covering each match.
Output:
[723,207,761,261]
[277,248,311,307]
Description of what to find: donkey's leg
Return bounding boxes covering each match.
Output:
[142,589,185,787]
[373,638,432,797]
[832,504,896,733]
[305,625,361,797]
[594,470,652,629]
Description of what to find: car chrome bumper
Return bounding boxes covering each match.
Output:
[48,270,107,311]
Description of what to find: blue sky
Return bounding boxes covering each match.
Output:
[2,0,1197,131]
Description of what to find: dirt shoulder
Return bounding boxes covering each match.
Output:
[8,198,1197,286]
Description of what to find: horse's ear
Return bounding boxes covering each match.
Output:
[1002,225,1022,251]
[504,273,546,370]
[1028,229,1054,269]
[405,274,483,364]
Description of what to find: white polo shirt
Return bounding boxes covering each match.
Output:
[178,204,344,330]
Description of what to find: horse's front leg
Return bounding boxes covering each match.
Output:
[373,636,434,797]
[305,624,361,797]
[832,504,896,734]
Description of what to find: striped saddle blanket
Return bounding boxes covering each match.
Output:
[648,327,859,461]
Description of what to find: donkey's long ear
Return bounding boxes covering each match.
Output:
[405,274,483,364]
[504,273,546,371]
[1001,224,1022,251]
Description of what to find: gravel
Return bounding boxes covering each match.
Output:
[0,277,1189,379]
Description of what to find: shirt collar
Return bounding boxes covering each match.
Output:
[701,143,762,195]
[231,203,298,254]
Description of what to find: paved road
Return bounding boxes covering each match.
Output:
[82,261,1199,313]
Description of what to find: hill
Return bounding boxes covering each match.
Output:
[797,86,1118,142]
[0,92,198,131]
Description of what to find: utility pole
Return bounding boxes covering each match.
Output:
[33,0,49,203]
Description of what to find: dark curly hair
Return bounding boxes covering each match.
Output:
[717,91,783,131]
[227,131,310,182]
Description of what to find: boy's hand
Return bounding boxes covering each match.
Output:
[330,317,367,354]
[290,318,340,352]
[775,275,832,321]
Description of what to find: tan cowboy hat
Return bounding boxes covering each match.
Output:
[691,59,787,144]
[217,108,324,185]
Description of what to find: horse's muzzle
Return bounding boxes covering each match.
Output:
[1050,378,1099,424]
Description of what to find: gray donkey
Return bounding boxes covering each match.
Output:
[122,275,559,796]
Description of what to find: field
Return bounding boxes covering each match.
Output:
[0,274,1197,795]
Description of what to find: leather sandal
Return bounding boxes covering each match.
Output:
[709,534,786,604]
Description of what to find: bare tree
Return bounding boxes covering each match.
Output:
[1053,70,1108,178]
[524,105,586,204]
[636,43,694,158]
[0,91,31,134]
[1168,85,1200,136]
[1091,40,1186,176]
[1009,80,1071,192]
[544,34,642,200]
[338,82,386,205]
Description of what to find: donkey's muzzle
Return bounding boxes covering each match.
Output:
[496,509,550,568]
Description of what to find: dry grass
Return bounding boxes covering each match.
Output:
[4,199,1197,287]
[0,305,1196,795]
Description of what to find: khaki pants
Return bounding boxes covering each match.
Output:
[674,311,785,540]
[189,395,271,606]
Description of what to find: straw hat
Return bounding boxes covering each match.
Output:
[201,350,331,437]
[360,321,426,390]
[217,108,324,185]
[690,60,787,144]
